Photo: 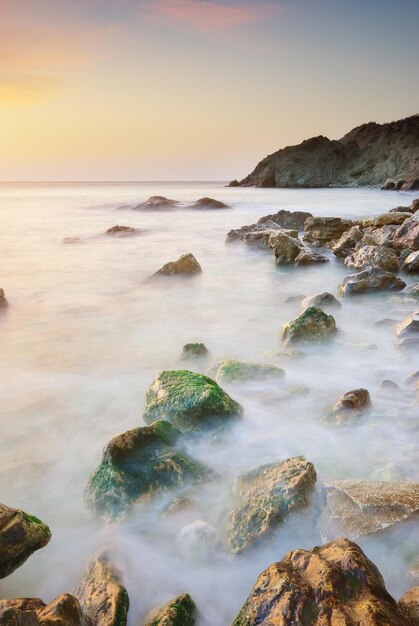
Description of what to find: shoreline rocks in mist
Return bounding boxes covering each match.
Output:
[339,268,406,296]
[282,307,338,345]
[0,502,51,578]
[129,195,229,211]
[208,358,285,384]
[226,456,316,555]
[143,593,197,626]
[0,594,93,626]
[192,197,229,209]
[143,370,243,433]
[151,253,202,278]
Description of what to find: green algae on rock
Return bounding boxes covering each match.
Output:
[208,358,285,384]
[85,420,212,518]
[226,456,316,555]
[0,503,51,578]
[282,306,337,345]
[143,593,197,626]
[143,370,243,432]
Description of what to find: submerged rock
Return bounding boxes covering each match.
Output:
[0,288,9,309]
[85,421,211,518]
[395,312,419,337]
[143,370,243,433]
[344,245,400,273]
[301,292,341,310]
[106,225,140,236]
[226,456,316,554]
[178,520,218,561]
[231,537,408,625]
[282,307,337,345]
[181,343,209,360]
[339,268,406,296]
[0,503,51,578]
[404,250,419,272]
[320,479,419,541]
[133,196,178,211]
[144,594,197,626]
[325,388,371,425]
[74,553,129,626]
[303,216,353,244]
[63,236,81,244]
[151,254,202,277]
[192,197,228,209]
[208,358,284,384]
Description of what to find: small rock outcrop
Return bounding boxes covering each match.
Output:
[325,388,371,425]
[192,197,228,209]
[143,370,243,432]
[143,593,197,626]
[272,233,303,264]
[226,456,316,554]
[339,268,406,296]
[231,538,409,625]
[106,225,140,236]
[208,358,284,384]
[344,245,400,273]
[0,503,51,578]
[151,254,202,277]
[301,292,341,309]
[0,289,9,309]
[282,307,337,345]
[332,225,365,258]
[133,196,178,211]
[294,248,329,265]
[181,343,209,360]
[303,217,353,244]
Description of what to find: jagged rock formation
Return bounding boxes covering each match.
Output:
[230,114,419,189]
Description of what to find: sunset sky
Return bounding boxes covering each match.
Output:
[1,0,418,181]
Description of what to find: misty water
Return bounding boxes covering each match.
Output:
[0,182,418,624]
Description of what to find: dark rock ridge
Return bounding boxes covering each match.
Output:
[230,114,419,189]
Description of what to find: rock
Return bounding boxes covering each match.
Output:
[272,233,303,264]
[230,114,419,189]
[382,181,396,190]
[133,196,178,211]
[105,225,139,236]
[226,456,316,554]
[151,254,202,277]
[319,480,419,541]
[86,421,211,518]
[226,210,312,242]
[332,225,365,257]
[231,537,408,625]
[357,212,412,227]
[62,236,81,244]
[282,307,337,345]
[192,197,228,209]
[143,370,243,433]
[228,179,240,187]
[243,228,298,249]
[404,250,419,272]
[402,179,419,190]
[143,594,197,626]
[370,223,398,246]
[0,606,40,626]
[339,268,406,296]
[301,292,341,309]
[0,503,51,579]
[395,312,419,337]
[399,586,419,623]
[181,343,209,360]
[208,358,284,384]
[393,214,419,251]
[37,594,92,626]
[405,371,419,387]
[344,245,400,273]
[398,336,419,351]
[325,388,371,425]
[408,283,419,297]
[178,520,218,561]
[74,553,129,626]
[411,198,419,213]
[303,217,353,243]
[0,289,9,309]
[378,379,400,392]
[294,248,329,265]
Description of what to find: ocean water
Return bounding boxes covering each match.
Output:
[0,181,417,624]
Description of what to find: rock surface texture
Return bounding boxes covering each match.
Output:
[143,593,197,626]
[339,268,406,296]
[208,358,284,384]
[282,307,338,344]
[152,254,202,277]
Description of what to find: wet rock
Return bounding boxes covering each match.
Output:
[0,289,9,309]
[151,254,202,277]
[294,248,329,265]
[411,198,419,213]
[226,456,316,554]
[143,594,197,626]
[404,250,419,272]
[133,196,178,211]
[301,292,341,310]
[395,312,419,337]
[339,268,406,296]
[399,586,419,623]
[105,225,140,236]
[192,197,228,209]
[85,421,211,518]
[325,388,371,425]
[208,358,284,384]
[357,212,412,227]
[231,537,408,626]
[244,228,298,249]
[178,520,218,560]
[303,217,353,244]
[143,370,243,433]
[0,503,51,578]
[282,307,337,345]
[74,553,129,626]
[0,606,40,626]
[393,214,419,251]
[344,245,400,273]
[62,236,81,244]
[181,343,209,360]
[271,233,303,264]
[332,225,365,257]
[319,480,419,541]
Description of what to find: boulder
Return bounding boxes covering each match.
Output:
[231,538,408,626]
[106,225,140,236]
[319,480,419,541]
[325,388,371,425]
[192,197,228,209]
[271,233,303,264]
[282,307,337,345]
[178,520,218,561]
[181,343,209,360]
[405,370,419,387]
[404,250,419,272]
[243,228,298,249]
[0,289,9,309]
[151,254,202,277]
[339,268,406,296]
[143,594,197,626]
[0,595,92,626]
[226,456,316,554]
[393,214,419,251]
[85,421,212,518]
[133,196,178,211]
[208,358,284,384]
[332,225,365,258]
[411,198,419,213]
[294,248,329,265]
[226,210,312,242]
[301,292,341,309]
[344,245,400,273]
[395,312,419,337]
[74,553,129,626]
[143,370,243,433]
[370,223,398,246]
[357,212,412,227]
[399,586,419,623]
[303,217,353,244]
[0,503,51,578]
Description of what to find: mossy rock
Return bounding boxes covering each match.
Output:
[0,503,51,578]
[181,343,209,360]
[143,370,243,432]
[144,593,197,626]
[282,306,337,345]
[208,358,285,384]
[85,421,212,519]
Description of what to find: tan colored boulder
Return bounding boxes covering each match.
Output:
[301,292,341,309]
[37,594,92,626]
[152,254,202,277]
[393,214,419,251]
[395,313,419,337]
[357,211,412,227]
[282,307,337,344]
[344,245,400,272]
[339,268,406,296]
[294,248,329,264]
[303,217,353,243]
[325,388,371,425]
[272,233,303,264]
[332,225,365,257]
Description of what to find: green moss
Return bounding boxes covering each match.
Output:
[282,306,337,345]
[209,358,285,384]
[145,593,197,626]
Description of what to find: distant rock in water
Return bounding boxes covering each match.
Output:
[106,225,141,236]
[151,253,202,277]
[230,114,419,189]
[63,236,81,244]
[0,288,8,309]
[132,195,179,210]
[301,292,341,310]
[181,342,209,359]
[208,358,284,384]
[191,197,229,209]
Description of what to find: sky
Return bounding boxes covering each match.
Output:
[0,0,418,181]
